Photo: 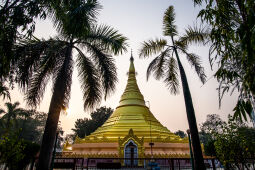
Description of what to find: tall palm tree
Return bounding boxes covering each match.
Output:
[14,0,128,169]
[139,6,208,170]
[0,102,24,132]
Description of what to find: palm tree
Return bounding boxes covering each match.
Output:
[0,102,24,132]
[14,0,128,169]
[139,6,208,170]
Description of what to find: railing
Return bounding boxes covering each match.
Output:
[53,157,225,169]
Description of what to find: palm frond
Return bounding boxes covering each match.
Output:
[146,48,170,81]
[5,102,20,111]
[51,46,74,110]
[174,40,187,51]
[163,6,178,37]
[179,25,209,46]
[21,39,68,107]
[50,0,101,37]
[0,82,10,100]
[164,57,179,95]
[139,38,167,58]
[193,0,203,5]
[84,43,118,99]
[75,47,102,110]
[14,38,51,90]
[26,60,52,107]
[0,108,6,115]
[180,49,207,84]
[83,25,128,55]
[146,56,159,81]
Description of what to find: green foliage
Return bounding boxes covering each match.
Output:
[0,102,47,143]
[72,106,113,138]
[199,130,217,156]
[200,114,226,134]
[0,102,25,133]
[200,114,255,168]
[193,0,255,121]
[233,99,253,122]
[0,0,49,81]
[17,111,47,143]
[174,130,187,138]
[0,102,46,169]
[199,114,225,157]
[0,134,40,170]
[214,118,255,169]
[0,134,25,170]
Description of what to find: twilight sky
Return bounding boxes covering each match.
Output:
[0,0,238,134]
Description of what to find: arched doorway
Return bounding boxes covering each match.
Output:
[124,140,138,166]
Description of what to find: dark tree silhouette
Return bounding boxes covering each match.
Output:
[72,106,113,138]
[139,6,207,170]
[14,1,127,169]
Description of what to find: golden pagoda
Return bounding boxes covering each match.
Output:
[63,54,190,161]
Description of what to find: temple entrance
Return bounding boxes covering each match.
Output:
[124,140,138,166]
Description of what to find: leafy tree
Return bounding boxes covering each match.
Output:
[13,0,127,169]
[192,0,255,121]
[174,130,187,138]
[17,111,47,143]
[0,102,25,133]
[0,134,25,170]
[214,117,255,169]
[200,114,226,134]
[0,0,51,81]
[0,133,40,170]
[72,118,93,138]
[139,5,206,169]
[72,106,113,138]
[0,102,47,143]
[199,114,226,157]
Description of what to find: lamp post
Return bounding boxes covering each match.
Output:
[146,101,154,159]
[187,129,194,170]
[50,131,59,170]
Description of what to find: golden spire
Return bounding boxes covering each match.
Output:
[118,53,146,107]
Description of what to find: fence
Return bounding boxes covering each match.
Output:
[53,157,223,170]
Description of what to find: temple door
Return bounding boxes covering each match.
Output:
[124,141,138,167]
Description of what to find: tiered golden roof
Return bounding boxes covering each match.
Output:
[77,55,186,143]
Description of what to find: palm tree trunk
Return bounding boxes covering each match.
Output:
[36,45,73,170]
[171,36,205,170]
[36,91,62,170]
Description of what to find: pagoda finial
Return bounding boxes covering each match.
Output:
[130,49,134,62]
[129,49,135,73]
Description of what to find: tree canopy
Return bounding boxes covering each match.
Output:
[0,102,47,169]
[174,130,187,138]
[192,0,255,121]
[0,0,52,82]
[72,106,113,139]
[199,114,255,169]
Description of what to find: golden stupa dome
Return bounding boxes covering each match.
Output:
[78,54,185,143]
